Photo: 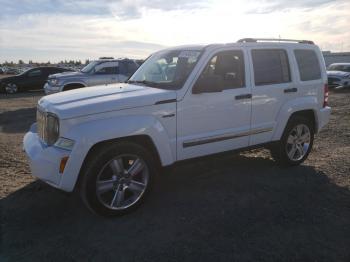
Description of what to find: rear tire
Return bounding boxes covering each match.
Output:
[270,116,314,166]
[80,141,157,217]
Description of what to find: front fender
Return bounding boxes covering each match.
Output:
[272,96,319,141]
[59,115,175,191]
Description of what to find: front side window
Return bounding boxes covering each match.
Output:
[252,49,291,86]
[128,49,202,89]
[197,50,245,90]
[27,69,42,77]
[294,49,321,81]
[94,62,119,74]
[95,66,119,74]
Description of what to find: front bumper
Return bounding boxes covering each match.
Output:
[317,106,331,132]
[23,123,71,191]
[44,83,61,95]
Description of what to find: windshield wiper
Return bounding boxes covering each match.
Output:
[127,80,160,87]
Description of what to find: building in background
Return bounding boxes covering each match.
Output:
[322,51,350,66]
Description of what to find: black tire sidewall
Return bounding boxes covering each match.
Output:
[80,142,157,217]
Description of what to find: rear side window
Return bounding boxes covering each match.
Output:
[127,61,139,75]
[294,49,321,81]
[252,49,290,86]
[119,61,138,76]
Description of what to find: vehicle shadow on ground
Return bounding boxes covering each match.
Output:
[0,91,43,100]
[1,154,350,261]
[0,107,36,133]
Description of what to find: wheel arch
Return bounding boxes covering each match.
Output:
[63,82,86,91]
[74,134,162,192]
[288,110,316,131]
[272,96,319,141]
[59,115,175,192]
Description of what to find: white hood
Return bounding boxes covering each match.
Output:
[38,83,177,119]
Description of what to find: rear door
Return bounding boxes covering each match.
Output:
[248,47,296,145]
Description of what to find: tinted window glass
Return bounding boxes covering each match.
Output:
[96,66,119,74]
[252,49,290,85]
[127,61,139,75]
[27,69,42,77]
[294,50,321,81]
[328,64,350,72]
[198,50,245,90]
[48,68,62,74]
[119,62,128,75]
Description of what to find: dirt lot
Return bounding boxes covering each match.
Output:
[0,91,349,261]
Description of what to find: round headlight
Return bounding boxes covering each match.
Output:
[50,78,59,86]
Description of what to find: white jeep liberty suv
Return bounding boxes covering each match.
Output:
[23,38,331,216]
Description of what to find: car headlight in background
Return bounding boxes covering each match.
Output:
[55,137,75,151]
[49,78,60,86]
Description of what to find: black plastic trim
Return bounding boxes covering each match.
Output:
[155,99,177,105]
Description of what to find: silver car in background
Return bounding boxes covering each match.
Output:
[44,58,139,94]
[327,63,350,89]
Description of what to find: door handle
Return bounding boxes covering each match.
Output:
[284,87,298,93]
[235,94,252,100]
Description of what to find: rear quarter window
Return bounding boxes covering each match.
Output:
[294,49,321,81]
[252,49,291,86]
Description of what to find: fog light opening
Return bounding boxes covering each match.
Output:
[59,156,69,174]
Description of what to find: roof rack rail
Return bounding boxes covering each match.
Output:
[237,38,314,44]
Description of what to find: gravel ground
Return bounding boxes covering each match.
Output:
[0,91,349,261]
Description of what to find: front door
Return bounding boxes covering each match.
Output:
[88,61,119,86]
[177,49,252,160]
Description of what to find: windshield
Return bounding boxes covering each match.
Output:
[19,68,31,76]
[328,64,350,72]
[128,49,202,89]
[81,61,100,73]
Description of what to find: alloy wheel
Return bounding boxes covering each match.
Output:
[96,154,149,210]
[5,83,18,94]
[285,124,311,161]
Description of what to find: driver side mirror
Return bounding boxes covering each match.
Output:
[192,75,223,94]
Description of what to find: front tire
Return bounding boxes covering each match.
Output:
[270,116,314,166]
[5,83,19,94]
[80,141,157,217]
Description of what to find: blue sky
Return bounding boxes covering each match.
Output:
[0,0,349,63]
